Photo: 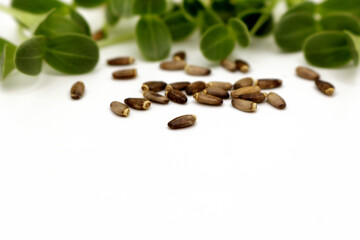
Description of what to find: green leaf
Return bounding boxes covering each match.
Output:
[0,39,17,80]
[321,13,360,35]
[200,24,236,61]
[344,31,360,66]
[11,0,63,14]
[74,0,105,8]
[163,10,196,42]
[239,9,273,37]
[284,1,316,17]
[15,36,46,76]
[69,8,91,36]
[106,2,120,26]
[320,0,360,18]
[133,0,166,15]
[44,34,99,74]
[182,0,205,18]
[211,0,237,22]
[198,9,223,35]
[275,12,318,52]
[136,16,172,61]
[303,31,353,68]
[228,18,250,47]
[286,0,307,8]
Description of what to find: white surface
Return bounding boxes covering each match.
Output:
[1,1,360,240]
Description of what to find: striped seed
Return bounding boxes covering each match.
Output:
[256,79,282,89]
[143,91,169,104]
[124,98,151,110]
[110,101,130,117]
[232,99,257,112]
[186,81,206,95]
[141,81,167,92]
[296,66,320,80]
[234,78,254,89]
[107,57,135,66]
[185,65,211,76]
[113,69,137,80]
[267,92,286,109]
[206,81,233,90]
[168,115,197,130]
[160,60,186,70]
[173,51,186,61]
[166,81,191,91]
[194,92,223,106]
[70,81,85,100]
[238,92,266,103]
[166,89,188,104]
[231,86,261,98]
[221,59,237,72]
[315,80,335,96]
[235,59,250,73]
[203,87,229,99]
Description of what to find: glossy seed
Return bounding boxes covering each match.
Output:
[234,78,254,89]
[70,81,85,100]
[203,87,229,99]
[107,57,135,66]
[238,92,266,103]
[124,98,151,110]
[206,81,233,91]
[231,86,261,98]
[232,99,257,112]
[221,59,237,72]
[92,30,105,41]
[166,81,191,91]
[185,65,211,76]
[143,91,169,104]
[110,101,130,117]
[315,80,335,96]
[194,92,223,106]
[186,81,206,95]
[256,79,282,89]
[166,89,188,104]
[267,92,286,109]
[141,81,167,92]
[173,51,186,61]
[235,59,250,73]
[168,115,197,130]
[160,60,186,70]
[112,69,137,80]
[296,66,320,80]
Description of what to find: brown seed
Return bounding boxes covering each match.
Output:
[256,79,282,89]
[231,86,261,98]
[315,80,335,96]
[296,66,320,80]
[234,78,254,89]
[168,115,197,130]
[232,99,257,112]
[124,98,151,110]
[92,30,105,41]
[203,87,229,99]
[70,81,85,100]
[267,92,286,109]
[143,91,169,104]
[186,81,206,95]
[107,57,135,66]
[173,51,186,61]
[160,60,186,70]
[194,92,223,106]
[165,81,191,92]
[238,92,266,103]
[112,69,137,80]
[141,81,167,92]
[206,81,233,91]
[235,59,250,73]
[166,89,188,104]
[221,59,237,72]
[185,65,211,76]
[110,101,130,117]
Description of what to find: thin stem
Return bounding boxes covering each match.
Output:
[97,32,135,48]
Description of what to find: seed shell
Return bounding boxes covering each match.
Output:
[234,78,254,89]
[166,89,188,104]
[107,57,135,66]
[186,81,206,95]
[185,65,211,76]
[235,59,250,73]
[231,86,261,98]
[168,115,197,130]
[206,81,233,90]
[232,99,257,112]
[173,51,186,61]
[221,59,237,72]
[110,101,130,117]
[203,87,229,99]
[194,92,223,106]
[160,60,186,70]
[267,92,286,109]
[141,81,167,92]
[166,81,191,91]
[70,81,85,100]
[296,66,320,80]
[238,92,266,103]
[315,80,335,96]
[112,69,137,80]
[124,98,151,110]
[256,79,282,89]
[143,91,169,104]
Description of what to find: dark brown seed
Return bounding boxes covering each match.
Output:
[143,91,169,104]
[141,81,167,92]
[267,92,286,109]
[232,99,257,112]
[238,92,266,103]
[235,59,250,73]
[107,57,135,66]
[194,92,223,106]
[203,87,229,99]
[296,66,320,80]
[234,78,254,89]
[166,81,191,91]
[160,60,186,71]
[185,65,211,76]
[112,69,137,80]
[110,101,130,117]
[315,80,335,96]
[221,59,237,72]
[124,98,151,110]
[173,51,186,61]
[256,79,282,89]
[231,86,261,98]
[92,30,105,41]
[70,81,85,100]
[168,115,197,130]
[166,89,188,104]
[186,81,206,95]
[206,81,233,90]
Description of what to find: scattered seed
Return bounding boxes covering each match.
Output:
[92,30,105,41]
[70,81,85,100]
[143,91,169,104]
[166,81,191,91]
[296,66,320,80]
[112,69,137,80]
[110,101,130,117]
[256,79,282,89]
[221,59,237,72]
[203,87,229,99]
[185,65,211,76]
[124,98,151,110]
[235,59,250,73]
[206,81,233,90]
[315,80,335,96]
[168,114,197,130]
[194,92,223,106]
[232,99,257,112]
[234,78,254,89]
[267,92,286,109]
[186,81,206,95]
[107,57,135,66]
[231,86,261,98]
[166,89,188,104]
[141,81,167,92]
[173,51,186,61]
[238,92,266,103]
[160,60,186,70]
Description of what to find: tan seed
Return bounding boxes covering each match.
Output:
[267,92,286,109]
[235,59,250,73]
[232,99,257,112]
[143,91,169,104]
[194,92,223,106]
[110,101,130,117]
[231,86,261,98]
[166,89,188,104]
[206,81,233,90]
[141,81,167,92]
[221,59,237,72]
[296,66,320,80]
[185,65,211,76]
[166,81,191,91]
[107,57,135,66]
[160,60,186,70]
[113,69,137,80]
[173,51,186,61]
[186,81,206,95]
[203,87,229,99]
[234,78,254,89]
[256,79,282,89]
[315,80,335,96]
[70,81,85,100]
[124,98,151,110]
[168,115,197,130]
[92,30,105,41]
[238,92,266,103]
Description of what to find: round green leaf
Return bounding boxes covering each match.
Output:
[69,9,91,36]
[133,0,166,15]
[321,13,360,34]
[284,1,316,17]
[345,31,360,66]
[320,0,360,18]
[163,10,196,42]
[74,0,105,8]
[228,18,250,47]
[198,9,223,35]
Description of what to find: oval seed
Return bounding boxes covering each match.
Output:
[256,79,282,89]
[232,99,257,112]
[112,69,137,80]
[143,91,169,104]
[238,92,266,103]
[107,57,135,66]
[166,89,188,104]
[166,81,191,91]
[206,81,233,90]
[185,65,211,76]
[92,30,105,41]
[221,59,237,72]
[186,81,206,95]
[168,114,197,130]
[234,77,254,89]
[141,81,167,92]
[203,87,229,99]
[267,92,286,109]
[235,59,250,73]
[110,101,130,117]
[315,80,335,96]
[173,51,186,61]
[194,92,223,106]
[160,60,186,70]
[70,81,85,100]
[296,66,320,80]
[231,86,261,98]
[124,98,151,110]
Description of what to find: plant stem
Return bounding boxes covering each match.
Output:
[97,32,135,48]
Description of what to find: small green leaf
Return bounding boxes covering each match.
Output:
[200,24,236,61]
[74,0,105,8]
[0,39,17,80]
[321,13,360,35]
[136,16,172,61]
[228,18,250,47]
[182,0,205,18]
[69,8,91,36]
[239,9,273,37]
[303,31,353,68]
[320,0,360,18]
[344,31,360,66]
[11,0,63,14]
[198,8,223,35]
[163,10,196,42]
[133,0,166,15]
[284,1,316,17]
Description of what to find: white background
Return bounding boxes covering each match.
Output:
[1,0,360,239]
